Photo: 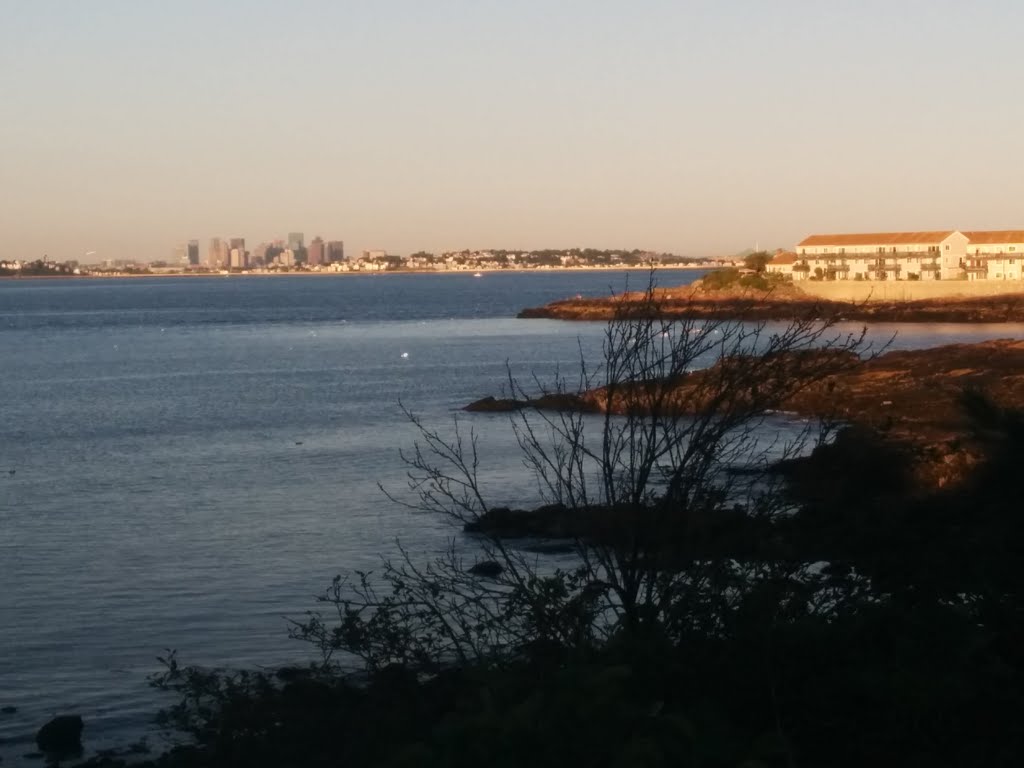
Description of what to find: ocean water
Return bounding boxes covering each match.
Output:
[1,271,1022,760]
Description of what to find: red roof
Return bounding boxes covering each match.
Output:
[769,251,797,265]
[962,230,1024,245]
[797,231,955,247]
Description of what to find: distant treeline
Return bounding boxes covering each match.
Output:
[407,248,706,267]
[0,259,78,277]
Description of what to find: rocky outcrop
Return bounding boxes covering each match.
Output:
[467,560,504,578]
[518,286,1024,323]
[464,393,596,413]
[465,340,1024,492]
[36,714,83,756]
[464,503,583,539]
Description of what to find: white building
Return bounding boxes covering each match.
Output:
[795,231,967,280]
[766,251,799,279]
[961,230,1024,281]
[785,229,1024,281]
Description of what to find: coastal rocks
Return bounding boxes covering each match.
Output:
[467,560,503,578]
[463,396,524,412]
[463,393,595,413]
[465,339,1024,491]
[465,504,578,539]
[517,285,1024,324]
[35,714,83,756]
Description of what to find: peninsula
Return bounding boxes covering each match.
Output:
[518,276,1024,324]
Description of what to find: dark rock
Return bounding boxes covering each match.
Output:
[521,541,577,555]
[464,396,525,412]
[467,560,503,578]
[35,714,83,756]
[531,393,595,412]
[464,393,594,413]
[465,504,574,539]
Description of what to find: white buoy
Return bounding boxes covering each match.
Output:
[400,352,409,358]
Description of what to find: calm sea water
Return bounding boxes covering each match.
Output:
[2,271,1022,759]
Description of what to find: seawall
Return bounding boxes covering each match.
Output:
[796,279,1024,302]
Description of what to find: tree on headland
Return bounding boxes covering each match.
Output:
[742,250,771,273]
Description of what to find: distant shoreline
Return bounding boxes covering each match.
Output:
[0,264,712,282]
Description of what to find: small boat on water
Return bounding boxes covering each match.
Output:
[473,272,483,278]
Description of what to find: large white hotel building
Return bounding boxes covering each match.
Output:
[767,230,1024,281]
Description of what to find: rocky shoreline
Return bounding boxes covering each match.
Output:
[517,285,1024,323]
[464,339,1024,535]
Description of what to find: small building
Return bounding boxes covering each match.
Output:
[765,250,798,279]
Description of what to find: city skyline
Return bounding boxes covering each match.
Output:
[2,1,1023,263]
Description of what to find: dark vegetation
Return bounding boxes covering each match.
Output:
[0,259,78,277]
[693,268,786,293]
[73,284,1024,767]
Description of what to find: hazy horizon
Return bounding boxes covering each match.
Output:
[3,0,1022,263]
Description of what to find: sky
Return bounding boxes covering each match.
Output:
[2,0,1023,262]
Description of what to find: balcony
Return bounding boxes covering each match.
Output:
[919,262,941,271]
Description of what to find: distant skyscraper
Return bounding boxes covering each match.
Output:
[287,232,304,252]
[308,236,325,266]
[208,237,223,268]
[186,240,200,266]
[326,240,345,262]
[251,243,269,267]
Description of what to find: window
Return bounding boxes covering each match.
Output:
[1011,247,1016,252]
[945,245,950,250]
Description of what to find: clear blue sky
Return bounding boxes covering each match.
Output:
[2,0,1022,262]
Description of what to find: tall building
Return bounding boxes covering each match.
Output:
[287,232,304,251]
[186,240,200,267]
[250,243,269,268]
[208,237,224,268]
[307,236,325,266]
[326,240,345,262]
